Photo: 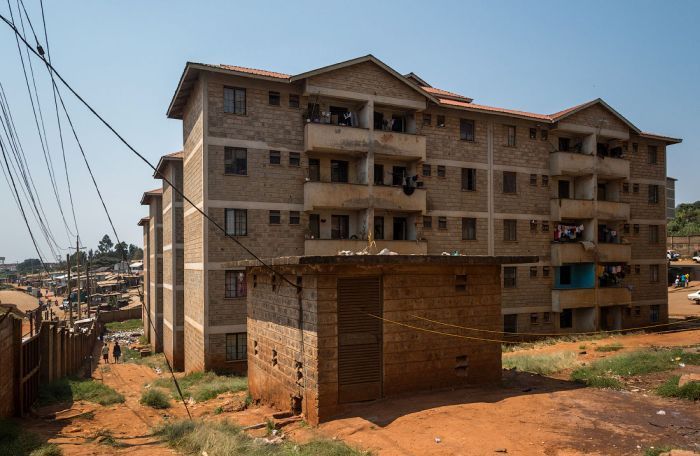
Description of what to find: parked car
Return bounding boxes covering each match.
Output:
[667,250,680,261]
[693,254,700,263]
[688,291,700,303]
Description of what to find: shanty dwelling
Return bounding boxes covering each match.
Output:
[242,254,536,425]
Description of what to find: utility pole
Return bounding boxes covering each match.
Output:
[66,253,72,326]
[86,258,91,318]
[69,237,86,322]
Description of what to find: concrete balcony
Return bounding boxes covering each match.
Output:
[597,243,632,263]
[371,186,426,212]
[596,156,630,180]
[550,198,594,221]
[596,200,630,220]
[551,288,596,312]
[304,123,369,154]
[549,152,596,176]
[550,243,595,266]
[597,287,632,307]
[304,239,428,256]
[304,182,369,211]
[371,130,426,161]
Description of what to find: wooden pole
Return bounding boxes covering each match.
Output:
[67,253,73,326]
[76,236,81,320]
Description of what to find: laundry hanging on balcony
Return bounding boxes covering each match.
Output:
[554,224,584,242]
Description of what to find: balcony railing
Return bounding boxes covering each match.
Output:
[551,288,596,312]
[596,200,630,220]
[551,198,594,220]
[371,185,426,212]
[597,287,632,307]
[370,130,426,161]
[304,239,427,256]
[550,242,595,266]
[304,182,369,211]
[596,156,630,180]
[550,151,596,176]
[597,243,631,263]
[304,123,370,153]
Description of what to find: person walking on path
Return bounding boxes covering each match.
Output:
[101,343,110,364]
[113,341,122,364]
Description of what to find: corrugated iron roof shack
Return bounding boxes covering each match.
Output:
[240,254,537,425]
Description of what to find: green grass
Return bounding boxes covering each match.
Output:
[656,376,700,401]
[105,319,142,332]
[123,348,167,370]
[152,371,247,402]
[570,348,700,389]
[38,378,125,406]
[502,351,578,375]
[594,342,624,352]
[154,419,369,456]
[140,388,171,409]
[0,419,62,456]
[643,446,673,456]
[502,333,610,353]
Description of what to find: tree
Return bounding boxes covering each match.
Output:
[668,201,700,236]
[128,244,143,260]
[97,234,114,254]
[115,241,128,260]
[17,258,42,274]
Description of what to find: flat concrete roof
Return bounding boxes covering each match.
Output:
[236,255,538,268]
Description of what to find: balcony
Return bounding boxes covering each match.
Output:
[304,182,369,211]
[304,239,428,256]
[597,243,631,263]
[550,151,595,176]
[304,123,369,154]
[551,243,595,266]
[550,198,594,220]
[596,156,630,180]
[551,288,596,312]
[370,130,426,161]
[371,186,426,212]
[596,200,630,220]
[597,287,632,307]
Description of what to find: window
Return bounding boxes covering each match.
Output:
[269,210,281,224]
[634,306,641,316]
[289,211,300,225]
[530,313,539,325]
[633,183,639,193]
[633,224,640,234]
[529,128,537,140]
[268,91,280,106]
[529,220,537,232]
[530,266,538,278]
[560,309,573,329]
[529,174,537,186]
[543,266,550,277]
[423,216,432,229]
[559,266,572,285]
[649,304,661,323]
[225,209,247,236]
[650,264,659,282]
[423,113,431,126]
[503,171,517,193]
[224,147,247,175]
[422,164,431,177]
[226,332,247,361]
[392,166,407,186]
[541,175,549,187]
[437,165,446,178]
[632,143,639,154]
[288,94,300,108]
[623,224,630,234]
[648,145,658,164]
[309,214,320,239]
[224,87,246,114]
[504,314,518,333]
[461,168,476,191]
[649,225,659,243]
[623,182,629,193]
[269,150,281,165]
[289,152,301,167]
[374,164,385,185]
[455,274,467,293]
[559,137,571,152]
[438,217,447,230]
[436,115,445,127]
[541,129,548,141]
[504,219,517,241]
[504,267,517,288]
[331,215,349,239]
[460,119,475,141]
[634,264,641,274]
[373,216,384,240]
[224,271,246,298]
[308,158,320,181]
[506,125,516,147]
[543,312,551,323]
[648,184,659,204]
[331,160,349,183]
[542,222,549,232]
[462,218,476,240]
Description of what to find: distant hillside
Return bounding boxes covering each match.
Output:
[668,201,700,236]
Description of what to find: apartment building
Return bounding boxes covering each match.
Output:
[164,55,680,372]
[140,188,163,352]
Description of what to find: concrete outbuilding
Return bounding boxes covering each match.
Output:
[242,254,536,425]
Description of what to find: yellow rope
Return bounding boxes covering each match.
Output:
[409,314,700,337]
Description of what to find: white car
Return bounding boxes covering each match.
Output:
[693,255,700,263]
[688,291,700,303]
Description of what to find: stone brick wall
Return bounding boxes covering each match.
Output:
[148,196,163,352]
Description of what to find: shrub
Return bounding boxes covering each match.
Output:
[38,378,124,406]
[140,389,171,409]
[152,371,247,402]
[0,419,62,456]
[656,376,700,401]
[502,351,578,375]
[105,319,142,332]
[594,343,624,352]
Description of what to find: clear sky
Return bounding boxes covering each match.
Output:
[0,0,698,262]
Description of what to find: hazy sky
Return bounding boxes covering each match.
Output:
[0,0,698,262]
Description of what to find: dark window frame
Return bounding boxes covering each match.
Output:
[503,171,517,194]
[225,332,247,361]
[223,86,246,114]
[224,147,247,175]
[423,216,432,229]
[268,91,281,106]
[462,217,476,240]
[224,208,247,236]
[422,164,431,177]
[504,267,517,288]
[437,165,446,178]
[269,150,281,165]
[224,270,247,299]
[288,94,300,108]
[269,210,281,225]
[438,216,447,230]
[461,168,476,191]
[504,219,517,241]
[289,152,301,167]
[460,118,475,141]
[289,211,300,225]
[506,125,517,147]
